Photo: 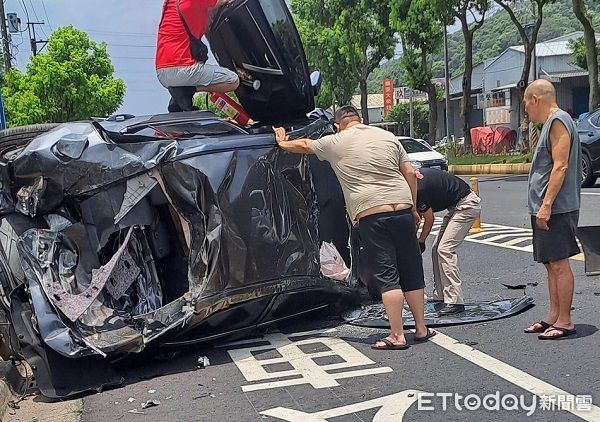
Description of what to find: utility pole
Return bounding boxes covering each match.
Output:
[482,76,487,127]
[28,22,47,56]
[532,42,537,80]
[443,26,451,142]
[409,88,414,138]
[0,2,11,72]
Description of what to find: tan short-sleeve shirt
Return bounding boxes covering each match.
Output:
[312,124,413,221]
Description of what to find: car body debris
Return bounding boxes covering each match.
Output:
[128,409,145,415]
[141,399,161,409]
[197,356,210,369]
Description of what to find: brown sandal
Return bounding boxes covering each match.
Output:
[371,338,410,350]
[524,321,551,333]
[414,328,437,342]
[538,326,577,340]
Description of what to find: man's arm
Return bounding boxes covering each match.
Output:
[273,127,315,155]
[399,160,420,227]
[536,119,572,230]
[418,208,435,244]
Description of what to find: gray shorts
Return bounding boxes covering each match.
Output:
[531,211,580,263]
[157,62,238,88]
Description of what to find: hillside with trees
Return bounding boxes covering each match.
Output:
[367,0,600,93]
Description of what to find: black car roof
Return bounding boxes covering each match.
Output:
[100,111,220,134]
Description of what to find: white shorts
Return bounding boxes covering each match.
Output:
[157,62,238,88]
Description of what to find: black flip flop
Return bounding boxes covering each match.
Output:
[371,338,410,350]
[538,326,577,340]
[524,321,552,333]
[414,328,437,343]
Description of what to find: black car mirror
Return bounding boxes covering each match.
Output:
[52,134,89,160]
[310,71,322,97]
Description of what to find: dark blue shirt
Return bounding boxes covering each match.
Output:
[417,168,471,213]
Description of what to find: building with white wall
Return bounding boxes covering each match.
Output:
[439,32,593,140]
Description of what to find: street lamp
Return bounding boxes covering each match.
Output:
[443,25,451,143]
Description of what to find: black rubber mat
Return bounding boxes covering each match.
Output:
[342,296,534,328]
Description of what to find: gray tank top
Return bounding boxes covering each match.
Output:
[528,109,582,215]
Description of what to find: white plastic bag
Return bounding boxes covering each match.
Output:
[320,241,350,281]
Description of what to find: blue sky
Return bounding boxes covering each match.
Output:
[6,0,171,116]
[4,0,469,117]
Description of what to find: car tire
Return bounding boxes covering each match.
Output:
[582,153,597,188]
[0,123,59,159]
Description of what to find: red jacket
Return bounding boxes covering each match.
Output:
[156,0,217,69]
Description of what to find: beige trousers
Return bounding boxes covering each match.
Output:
[432,192,481,304]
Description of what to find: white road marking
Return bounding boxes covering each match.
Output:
[482,233,532,243]
[255,329,600,420]
[428,330,600,421]
[581,192,600,196]
[430,219,584,261]
[223,329,393,392]
[261,390,424,421]
[223,328,599,419]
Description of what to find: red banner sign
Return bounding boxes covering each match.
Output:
[383,79,394,116]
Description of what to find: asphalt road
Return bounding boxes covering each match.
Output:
[20,178,600,421]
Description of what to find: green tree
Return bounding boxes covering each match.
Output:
[435,0,489,151]
[367,59,405,94]
[494,0,556,150]
[391,0,443,143]
[368,0,600,93]
[572,0,599,112]
[569,36,599,69]
[387,101,429,138]
[292,0,396,123]
[294,18,357,109]
[2,26,126,126]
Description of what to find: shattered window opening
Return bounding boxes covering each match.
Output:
[134,121,245,140]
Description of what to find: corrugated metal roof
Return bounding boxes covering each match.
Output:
[491,83,516,91]
[510,40,572,57]
[509,31,600,57]
[541,70,589,79]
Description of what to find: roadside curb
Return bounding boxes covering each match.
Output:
[449,163,531,175]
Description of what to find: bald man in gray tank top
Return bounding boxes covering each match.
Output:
[523,79,582,340]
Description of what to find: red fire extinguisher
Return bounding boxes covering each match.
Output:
[209,92,251,126]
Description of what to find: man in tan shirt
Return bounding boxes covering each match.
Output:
[273,105,434,350]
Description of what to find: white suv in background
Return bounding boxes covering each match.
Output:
[398,136,449,171]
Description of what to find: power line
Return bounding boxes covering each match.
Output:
[18,0,30,22]
[111,56,155,60]
[27,0,47,39]
[107,43,156,48]
[40,0,53,31]
[83,28,156,38]
[27,0,41,22]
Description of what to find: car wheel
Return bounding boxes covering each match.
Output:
[0,123,59,161]
[582,153,597,188]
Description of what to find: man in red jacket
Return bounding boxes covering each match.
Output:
[156,0,239,110]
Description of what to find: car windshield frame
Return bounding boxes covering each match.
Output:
[132,120,247,140]
[399,138,432,153]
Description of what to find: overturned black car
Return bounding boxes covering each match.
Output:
[0,0,353,398]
